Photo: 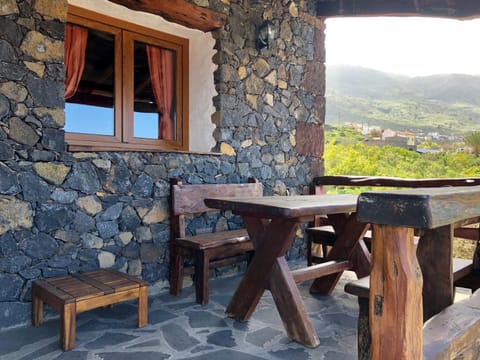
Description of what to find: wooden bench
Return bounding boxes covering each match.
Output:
[423,288,480,360]
[344,258,480,360]
[354,186,480,359]
[169,178,263,304]
[32,269,148,351]
[351,284,480,360]
[307,175,480,264]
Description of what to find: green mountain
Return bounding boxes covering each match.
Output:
[326,65,480,135]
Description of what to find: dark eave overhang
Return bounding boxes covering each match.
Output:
[316,0,480,19]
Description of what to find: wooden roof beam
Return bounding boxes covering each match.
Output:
[108,0,226,32]
[316,0,480,19]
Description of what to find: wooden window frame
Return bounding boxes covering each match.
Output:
[65,5,189,152]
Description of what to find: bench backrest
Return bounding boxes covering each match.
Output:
[310,175,480,238]
[170,178,263,238]
[312,175,480,193]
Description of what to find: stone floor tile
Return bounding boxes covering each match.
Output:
[245,327,283,347]
[161,322,200,351]
[186,349,267,360]
[53,351,89,360]
[148,308,177,325]
[269,348,311,360]
[127,339,162,348]
[97,351,170,360]
[17,341,59,360]
[206,329,236,347]
[185,310,228,328]
[85,332,138,349]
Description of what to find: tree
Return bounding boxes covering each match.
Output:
[370,128,382,138]
[464,131,480,156]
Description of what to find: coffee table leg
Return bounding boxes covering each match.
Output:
[138,285,148,327]
[61,302,76,351]
[32,285,43,327]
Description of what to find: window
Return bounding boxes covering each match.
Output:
[65,6,189,151]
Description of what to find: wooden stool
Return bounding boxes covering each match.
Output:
[32,269,148,351]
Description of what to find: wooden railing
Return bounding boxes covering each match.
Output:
[313,175,480,191]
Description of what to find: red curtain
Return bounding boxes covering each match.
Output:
[64,24,88,99]
[147,45,175,140]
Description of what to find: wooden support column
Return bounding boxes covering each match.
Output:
[369,224,423,360]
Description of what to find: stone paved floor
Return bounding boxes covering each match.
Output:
[0,270,359,360]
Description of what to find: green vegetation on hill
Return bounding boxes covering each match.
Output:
[324,127,480,258]
[325,128,480,180]
[326,65,480,135]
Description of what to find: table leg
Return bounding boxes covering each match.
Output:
[268,258,319,348]
[226,217,299,320]
[226,216,319,347]
[310,214,370,294]
[369,224,423,360]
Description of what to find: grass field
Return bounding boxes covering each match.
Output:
[453,237,477,259]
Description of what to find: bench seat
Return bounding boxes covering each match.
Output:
[175,229,251,250]
[423,288,480,360]
[345,258,474,299]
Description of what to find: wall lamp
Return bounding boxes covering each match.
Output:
[257,20,276,50]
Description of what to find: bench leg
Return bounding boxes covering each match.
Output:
[357,297,371,360]
[195,250,209,305]
[170,245,185,296]
[307,237,313,266]
[138,285,148,327]
[32,286,44,327]
[61,302,76,351]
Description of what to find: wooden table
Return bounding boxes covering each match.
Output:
[356,186,480,360]
[205,194,371,348]
[32,269,148,350]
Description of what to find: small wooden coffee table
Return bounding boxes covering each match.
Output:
[32,269,148,351]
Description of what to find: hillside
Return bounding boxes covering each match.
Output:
[326,65,480,135]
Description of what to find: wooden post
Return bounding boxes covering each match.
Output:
[369,224,423,360]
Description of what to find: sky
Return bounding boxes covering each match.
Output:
[325,17,480,77]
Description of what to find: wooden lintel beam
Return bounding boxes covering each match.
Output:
[108,0,226,32]
[316,0,480,19]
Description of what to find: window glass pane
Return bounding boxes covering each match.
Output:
[133,41,176,140]
[65,27,115,136]
[65,103,114,135]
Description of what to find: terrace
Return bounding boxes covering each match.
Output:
[2,0,480,359]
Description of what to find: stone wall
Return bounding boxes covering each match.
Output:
[0,0,326,328]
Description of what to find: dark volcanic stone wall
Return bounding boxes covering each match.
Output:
[0,0,326,328]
